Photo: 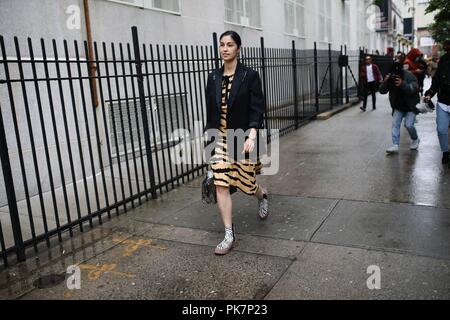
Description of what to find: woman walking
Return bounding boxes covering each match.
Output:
[204,31,269,255]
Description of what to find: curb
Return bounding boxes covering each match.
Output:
[316,98,361,120]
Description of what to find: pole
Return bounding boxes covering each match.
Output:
[212,33,220,70]
[83,0,99,107]
[345,45,349,104]
[131,26,157,199]
[260,37,269,143]
[314,42,319,113]
[0,102,25,261]
[292,41,299,129]
[328,43,333,109]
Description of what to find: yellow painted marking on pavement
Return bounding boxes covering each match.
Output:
[63,291,73,299]
[112,237,168,257]
[78,263,135,280]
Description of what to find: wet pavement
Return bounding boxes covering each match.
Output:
[0,87,449,300]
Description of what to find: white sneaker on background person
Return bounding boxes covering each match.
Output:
[410,139,420,150]
[386,145,399,154]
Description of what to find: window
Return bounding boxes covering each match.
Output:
[110,0,144,6]
[106,0,180,14]
[319,0,332,42]
[284,0,305,37]
[149,0,180,12]
[225,0,261,28]
[108,93,188,156]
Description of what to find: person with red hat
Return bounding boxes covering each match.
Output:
[404,48,427,95]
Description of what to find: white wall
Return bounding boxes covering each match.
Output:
[0,0,377,51]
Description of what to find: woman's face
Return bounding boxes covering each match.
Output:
[220,35,240,62]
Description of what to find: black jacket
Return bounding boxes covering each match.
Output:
[425,53,450,105]
[379,70,420,113]
[204,62,265,132]
[204,62,266,161]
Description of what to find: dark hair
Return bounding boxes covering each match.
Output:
[219,30,242,48]
[444,39,450,46]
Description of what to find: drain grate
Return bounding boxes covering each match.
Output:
[33,274,66,289]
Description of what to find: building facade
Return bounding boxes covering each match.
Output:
[413,0,438,57]
[0,0,388,52]
[363,0,416,55]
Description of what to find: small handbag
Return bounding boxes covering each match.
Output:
[416,99,435,114]
[201,170,217,204]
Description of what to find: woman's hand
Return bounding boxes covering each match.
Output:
[243,129,257,154]
[243,138,255,154]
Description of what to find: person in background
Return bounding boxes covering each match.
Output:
[424,39,450,167]
[417,54,429,96]
[397,51,406,66]
[360,55,382,111]
[404,48,426,95]
[428,56,439,78]
[379,53,421,154]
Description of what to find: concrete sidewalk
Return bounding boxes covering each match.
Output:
[0,91,449,300]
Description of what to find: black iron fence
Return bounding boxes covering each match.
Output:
[0,27,360,268]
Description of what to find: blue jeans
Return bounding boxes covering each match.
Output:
[436,103,450,152]
[392,110,418,145]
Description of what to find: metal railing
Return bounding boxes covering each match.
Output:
[0,27,359,267]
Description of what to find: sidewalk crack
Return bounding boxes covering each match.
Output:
[308,199,341,242]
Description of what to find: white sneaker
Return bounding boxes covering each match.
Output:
[214,225,235,255]
[386,145,399,154]
[410,139,420,150]
[258,192,269,220]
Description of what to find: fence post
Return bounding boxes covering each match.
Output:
[0,102,25,262]
[345,44,349,104]
[328,43,333,109]
[212,33,220,70]
[358,48,364,98]
[131,26,157,200]
[340,45,344,105]
[260,37,269,143]
[314,42,319,113]
[292,41,299,129]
